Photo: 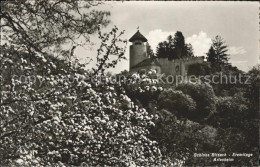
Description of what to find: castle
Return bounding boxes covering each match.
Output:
[129,30,204,76]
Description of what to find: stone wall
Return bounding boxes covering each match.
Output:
[158,57,204,76]
[131,65,161,74]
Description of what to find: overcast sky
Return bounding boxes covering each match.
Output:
[76,1,259,73]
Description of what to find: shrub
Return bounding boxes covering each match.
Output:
[176,82,216,121]
[158,89,196,118]
[210,95,249,128]
[187,63,211,76]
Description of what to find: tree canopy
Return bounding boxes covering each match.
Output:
[156,31,194,60]
[146,42,155,59]
[207,35,229,66]
[0,1,167,166]
[1,1,110,59]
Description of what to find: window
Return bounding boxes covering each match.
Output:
[185,65,188,71]
[175,65,179,72]
[135,42,141,45]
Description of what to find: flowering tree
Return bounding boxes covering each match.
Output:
[0,73,165,166]
[0,1,168,166]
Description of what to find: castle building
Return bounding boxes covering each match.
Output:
[129,30,204,76]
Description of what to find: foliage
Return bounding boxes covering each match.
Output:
[176,82,216,122]
[184,43,194,57]
[156,41,172,59]
[116,68,257,166]
[156,31,194,60]
[0,1,167,166]
[93,26,127,76]
[119,67,258,166]
[208,64,245,97]
[158,89,196,117]
[172,32,185,50]
[187,63,211,76]
[149,110,199,165]
[244,65,260,112]
[207,35,229,67]
[0,36,166,166]
[206,46,217,65]
[210,95,249,128]
[146,42,155,59]
[120,70,163,106]
[1,0,110,59]
[212,36,229,64]
[149,109,220,166]
[0,74,166,166]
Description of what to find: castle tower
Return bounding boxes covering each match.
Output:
[129,30,148,70]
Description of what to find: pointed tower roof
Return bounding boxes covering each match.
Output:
[129,30,148,42]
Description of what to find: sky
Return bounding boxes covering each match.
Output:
[76,1,259,73]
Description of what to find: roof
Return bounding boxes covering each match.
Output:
[132,58,161,69]
[129,30,148,42]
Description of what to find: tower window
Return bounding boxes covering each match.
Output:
[135,42,141,45]
[175,65,180,72]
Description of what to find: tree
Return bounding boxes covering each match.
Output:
[207,46,217,64]
[116,67,258,166]
[207,35,229,65]
[0,73,165,166]
[173,32,185,48]
[184,43,194,57]
[158,89,196,117]
[212,95,249,128]
[156,32,194,60]
[156,41,173,59]
[244,65,260,112]
[171,31,185,59]
[149,109,219,166]
[147,42,155,59]
[176,82,216,122]
[187,63,211,76]
[1,1,111,60]
[0,1,167,166]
